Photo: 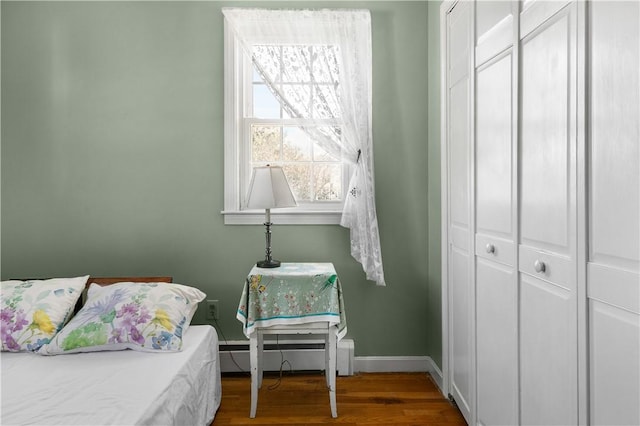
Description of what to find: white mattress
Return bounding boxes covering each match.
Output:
[1,325,221,425]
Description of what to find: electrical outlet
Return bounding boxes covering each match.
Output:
[206,300,219,320]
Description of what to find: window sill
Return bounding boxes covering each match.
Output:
[222,210,342,225]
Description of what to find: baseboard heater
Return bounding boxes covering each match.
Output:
[218,338,354,376]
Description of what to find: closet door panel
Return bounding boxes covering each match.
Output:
[450,79,470,230]
[588,264,639,314]
[476,53,512,238]
[520,12,571,253]
[588,2,640,424]
[449,3,472,90]
[445,2,473,421]
[590,301,640,425]
[476,259,517,426]
[589,0,639,266]
[451,247,471,411]
[520,0,570,39]
[519,245,572,290]
[519,4,578,425]
[448,84,473,416]
[475,234,515,266]
[519,274,576,426]
[476,1,513,65]
[475,32,517,426]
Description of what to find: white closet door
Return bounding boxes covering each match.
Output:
[588,2,640,425]
[445,1,473,422]
[474,2,517,424]
[475,259,517,426]
[519,2,578,425]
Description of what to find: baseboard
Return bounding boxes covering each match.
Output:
[425,356,445,394]
[354,355,431,373]
[219,338,444,383]
[353,355,444,389]
[219,339,354,376]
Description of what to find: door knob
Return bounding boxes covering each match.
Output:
[485,243,496,254]
[534,260,546,273]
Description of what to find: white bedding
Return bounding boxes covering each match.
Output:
[0,325,221,425]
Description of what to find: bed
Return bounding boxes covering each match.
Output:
[1,276,222,425]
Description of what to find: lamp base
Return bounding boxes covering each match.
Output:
[257,259,281,268]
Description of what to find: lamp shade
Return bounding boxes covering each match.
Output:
[246,166,297,209]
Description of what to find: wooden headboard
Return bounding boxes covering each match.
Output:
[88,276,173,286]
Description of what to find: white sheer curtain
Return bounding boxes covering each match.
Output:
[223,8,386,286]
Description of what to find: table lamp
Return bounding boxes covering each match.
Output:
[246,165,297,268]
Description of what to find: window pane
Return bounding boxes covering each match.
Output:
[251,125,281,162]
[283,127,311,161]
[252,47,281,82]
[313,84,341,119]
[311,126,342,161]
[253,84,281,118]
[314,163,342,201]
[313,142,340,162]
[283,164,311,201]
[312,45,340,83]
[252,66,262,83]
[282,84,311,118]
[282,46,311,82]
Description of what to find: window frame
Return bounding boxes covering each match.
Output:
[222,22,348,225]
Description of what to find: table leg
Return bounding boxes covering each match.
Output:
[327,327,337,418]
[250,334,259,418]
[324,333,330,387]
[258,332,264,388]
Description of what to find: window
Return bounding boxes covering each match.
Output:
[223,26,350,224]
[249,45,348,206]
[222,8,386,285]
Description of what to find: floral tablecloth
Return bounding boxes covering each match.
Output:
[236,263,347,339]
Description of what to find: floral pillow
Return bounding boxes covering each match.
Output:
[1,276,90,352]
[39,281,206,355]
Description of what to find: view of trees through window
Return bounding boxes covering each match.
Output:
[250,124,342,202]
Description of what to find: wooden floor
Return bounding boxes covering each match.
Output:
[213,372,467,425]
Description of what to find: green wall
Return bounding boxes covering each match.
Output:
[1,1,441,362]
[426,0,442,369]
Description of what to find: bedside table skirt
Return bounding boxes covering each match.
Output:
[236,263,347,339]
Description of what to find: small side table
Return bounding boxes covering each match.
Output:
[236,263,347,418]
